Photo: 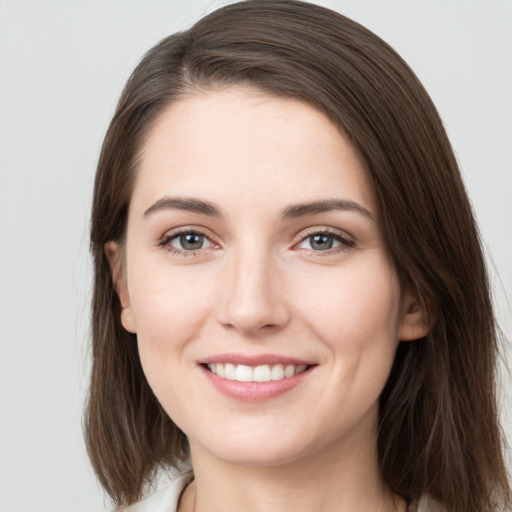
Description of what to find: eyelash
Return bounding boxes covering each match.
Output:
[158,228,355,257]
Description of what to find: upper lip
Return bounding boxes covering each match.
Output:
[199,353,316,366]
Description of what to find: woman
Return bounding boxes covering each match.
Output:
[85,1,511,511]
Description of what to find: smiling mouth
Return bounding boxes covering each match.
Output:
[203,363,310,382]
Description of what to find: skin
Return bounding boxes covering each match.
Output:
[108,86,430,512]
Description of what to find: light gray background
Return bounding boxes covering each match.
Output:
[0,1,511,511]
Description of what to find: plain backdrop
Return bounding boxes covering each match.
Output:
[0,1,511,511]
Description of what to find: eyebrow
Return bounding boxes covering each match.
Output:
[281,199,375,222]
[144,197,222,217]
[143,196,375,222]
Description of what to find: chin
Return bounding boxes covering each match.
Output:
[191,425,324,468]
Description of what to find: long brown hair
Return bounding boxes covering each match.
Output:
[85,1,511,510]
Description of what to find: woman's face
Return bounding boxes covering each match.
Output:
[111,87,425,468]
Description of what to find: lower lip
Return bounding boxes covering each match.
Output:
[200,365,313,402]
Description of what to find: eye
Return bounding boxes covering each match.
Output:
[170,232,212,250]
[160,230,214,254]
[296,231,355,252]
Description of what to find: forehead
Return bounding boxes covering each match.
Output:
[132,86,376,217]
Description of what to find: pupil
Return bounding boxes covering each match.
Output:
[311,234,333,250]
[181,233,203,250]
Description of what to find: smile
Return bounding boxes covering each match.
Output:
[206,363,309,382]
[199,355,316,402]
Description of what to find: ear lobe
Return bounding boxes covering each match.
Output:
[399,290,437,341]
[105,241,137,334]
[120,307,137,334]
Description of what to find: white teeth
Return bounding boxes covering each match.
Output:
[235,364,253,382]
[206,362,309,382]
[216,363,225,378]
[284,365,295,378]
[224,363,236,380]
[254,365,271,382]
[271,364,284,380]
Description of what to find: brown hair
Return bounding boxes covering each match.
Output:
[85,1,511,510]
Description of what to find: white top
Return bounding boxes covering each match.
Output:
[123,473,194,512]
[123,472,445,512]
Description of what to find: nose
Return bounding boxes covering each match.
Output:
[216,247,290,337]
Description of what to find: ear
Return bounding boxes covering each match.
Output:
[399,288,436,341]
[105,241,137,334]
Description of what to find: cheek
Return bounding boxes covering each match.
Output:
[290,260,402,431]
[128,267,218,430]
[293,259,402,358]
[290,260,400,400]
[130,260,213,333]
[128,263,216,382]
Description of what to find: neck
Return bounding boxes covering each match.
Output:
[180,415,406,512]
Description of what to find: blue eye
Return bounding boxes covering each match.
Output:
[297,232,354,252]
[168,232,213,251]
[306,234,337,250]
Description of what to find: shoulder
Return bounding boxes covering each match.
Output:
[408,495,446,512]
[121,472,194,512]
